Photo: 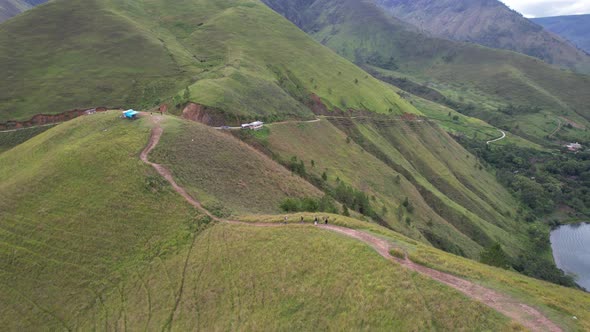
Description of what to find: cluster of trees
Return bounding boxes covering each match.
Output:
[459,139,590,216]
[479,240,577,287]
[459,139,587,287]
[497,104,542,115]
[287,156,307,177]
[332,182,374,217]
[281,155,381,220]
[280,195,338,214]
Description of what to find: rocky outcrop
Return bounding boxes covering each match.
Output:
[181,103,228,127]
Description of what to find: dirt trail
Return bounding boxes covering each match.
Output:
[140,115,218,221]
[549,118,563,138]
[486,130,506,145]
[141,116,562,332]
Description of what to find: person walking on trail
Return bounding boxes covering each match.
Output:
[325,217,328,225]
[284,216,288,224]
[300,216,304,224]
[314,217,318,226]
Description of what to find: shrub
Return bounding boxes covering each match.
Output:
[280,198,301,212]
[390,248,406,259]
[342,205,350,216]
[479,243,511,269]
[287,156,306,176]
[279,195,337,214]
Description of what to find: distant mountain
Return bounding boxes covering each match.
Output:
[532,14,590,54]
[372,0,590,73]
[0,0,47,23]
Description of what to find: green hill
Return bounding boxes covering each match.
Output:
[0,113,517,330]
[261,0,590,144]
[1,113,589,330]
[0,0,416,123]
[1,0,589,329]
[533,15,590,54]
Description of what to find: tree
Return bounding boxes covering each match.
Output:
[479,243,511,269]
[183,87,191,101]
[342,205,350,216]
[402,197,409,208]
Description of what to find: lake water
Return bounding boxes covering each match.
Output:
[550,223,590,291]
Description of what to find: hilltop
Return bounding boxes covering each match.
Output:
[1,113,589,330]
[533,14,590,54]
[0,0,414,123]
[373,0,590,73]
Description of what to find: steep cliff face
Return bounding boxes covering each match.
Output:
[373,0,590,73]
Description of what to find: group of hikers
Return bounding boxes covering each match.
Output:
[283,216,330,225]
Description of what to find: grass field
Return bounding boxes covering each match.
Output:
[0,112,204,330]
[150,116,322,215]
[1,113,588,330]
[73,222,516,331]
[0,113,518,330]
[238,213,590,332]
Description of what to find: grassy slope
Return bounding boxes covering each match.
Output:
[150,117,322,215]
[0,114,520,330]
[262,118,526,258]
[134,113,529,261]
[0,0,417,122]
[74,222,514,331]
[261,0,590,143]
[0,124,55,153]
[240,214,590,332]
[0,0,192,121]
[0,112,203,330]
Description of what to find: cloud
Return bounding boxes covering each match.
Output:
[501,0,590,18]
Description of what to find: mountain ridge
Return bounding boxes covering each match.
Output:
[532,14,590,54]
[372,0,590,73]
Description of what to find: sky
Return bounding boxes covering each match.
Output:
[501,0,590,18]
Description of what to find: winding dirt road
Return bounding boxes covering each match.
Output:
[141,115,562,332]
[486,130,506,145]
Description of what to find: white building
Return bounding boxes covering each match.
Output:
[566,142,583,152]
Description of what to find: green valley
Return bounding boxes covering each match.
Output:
[1,0,590,330]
